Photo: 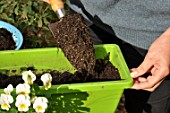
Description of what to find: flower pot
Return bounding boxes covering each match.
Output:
[0,44,133,113]
[0,21,23,50]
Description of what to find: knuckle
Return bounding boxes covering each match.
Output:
[137,66,145,74]
[147,82,155,89]
[161,67,170,77]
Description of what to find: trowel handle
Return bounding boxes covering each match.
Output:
[49,0,65,18]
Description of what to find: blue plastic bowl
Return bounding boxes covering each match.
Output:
[0,21,23,50]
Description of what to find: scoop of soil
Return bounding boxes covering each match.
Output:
[49,14,95,75]
[0,28,16,50]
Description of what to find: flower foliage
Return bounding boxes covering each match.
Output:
[0,70,52,113]
[0,0,68,48]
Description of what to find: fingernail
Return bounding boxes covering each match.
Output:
[130,71,138,77]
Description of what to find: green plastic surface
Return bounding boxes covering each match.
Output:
[0,44,133,113]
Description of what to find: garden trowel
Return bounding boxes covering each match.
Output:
[48,0,95,75]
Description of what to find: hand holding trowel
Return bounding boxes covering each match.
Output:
[47,0,96,75]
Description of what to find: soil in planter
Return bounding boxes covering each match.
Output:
[0,54,121,88]
[0,28,16,50]
[49,14,96,75]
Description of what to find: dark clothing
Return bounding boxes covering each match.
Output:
[69,0,170,50]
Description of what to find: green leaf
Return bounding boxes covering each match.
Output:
[1,4,8,8]
[43,26,50,31]
[6,18,15,23]
[9,108,18,113]
[28,1,33,6]
[33,2,38,7]
[32,83,40,92]
[14,5,19,15]
[22,6,28,19]
[1,13,8,20]
[38,18,43,27]
[0,4,8,13]
[26,5,32,13]
[45,93,52,98]
[42,13,49,17]
[38,5,43,11]
[27,16,34,25]
[43,18,49,25]
[0,1,6,5]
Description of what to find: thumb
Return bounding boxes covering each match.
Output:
[131,57,153,78]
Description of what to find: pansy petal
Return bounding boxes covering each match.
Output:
[22,70,36,84]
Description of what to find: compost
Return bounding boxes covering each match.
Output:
[0,28,16,50]
[49,14,95,75]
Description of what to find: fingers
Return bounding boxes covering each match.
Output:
[144,79,164,92]
[131,75,163,90]
[130,55,153,78]
[131,77,163,92]
[131,67,166,91]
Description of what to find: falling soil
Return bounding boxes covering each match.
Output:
[0,54,120,88]
[0,28,16,50]
[49,14,95,75]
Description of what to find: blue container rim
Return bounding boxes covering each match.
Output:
[0,20,23,50]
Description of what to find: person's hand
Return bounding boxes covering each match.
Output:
[42,0,50,4]
[130,27,170,92]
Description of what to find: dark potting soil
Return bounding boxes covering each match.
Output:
[0,28,16,50]
[49,14,95,75]
[0,55,120,88]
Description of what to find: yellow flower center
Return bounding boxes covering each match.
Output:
[5,92,10,95]
[1,103,9,110]
[27,75,33,84]
[19,104,27,110]
[45,82,51,90]
[36,105,43,112]
[20,92,28,95]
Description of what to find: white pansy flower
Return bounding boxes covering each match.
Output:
[33,97,48,113]
[16,83,30,95]
[0,94,14,111]
[4,84,13,95]
[22,70,36,85]
[41,73,52,90]
[15,94,31,112]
